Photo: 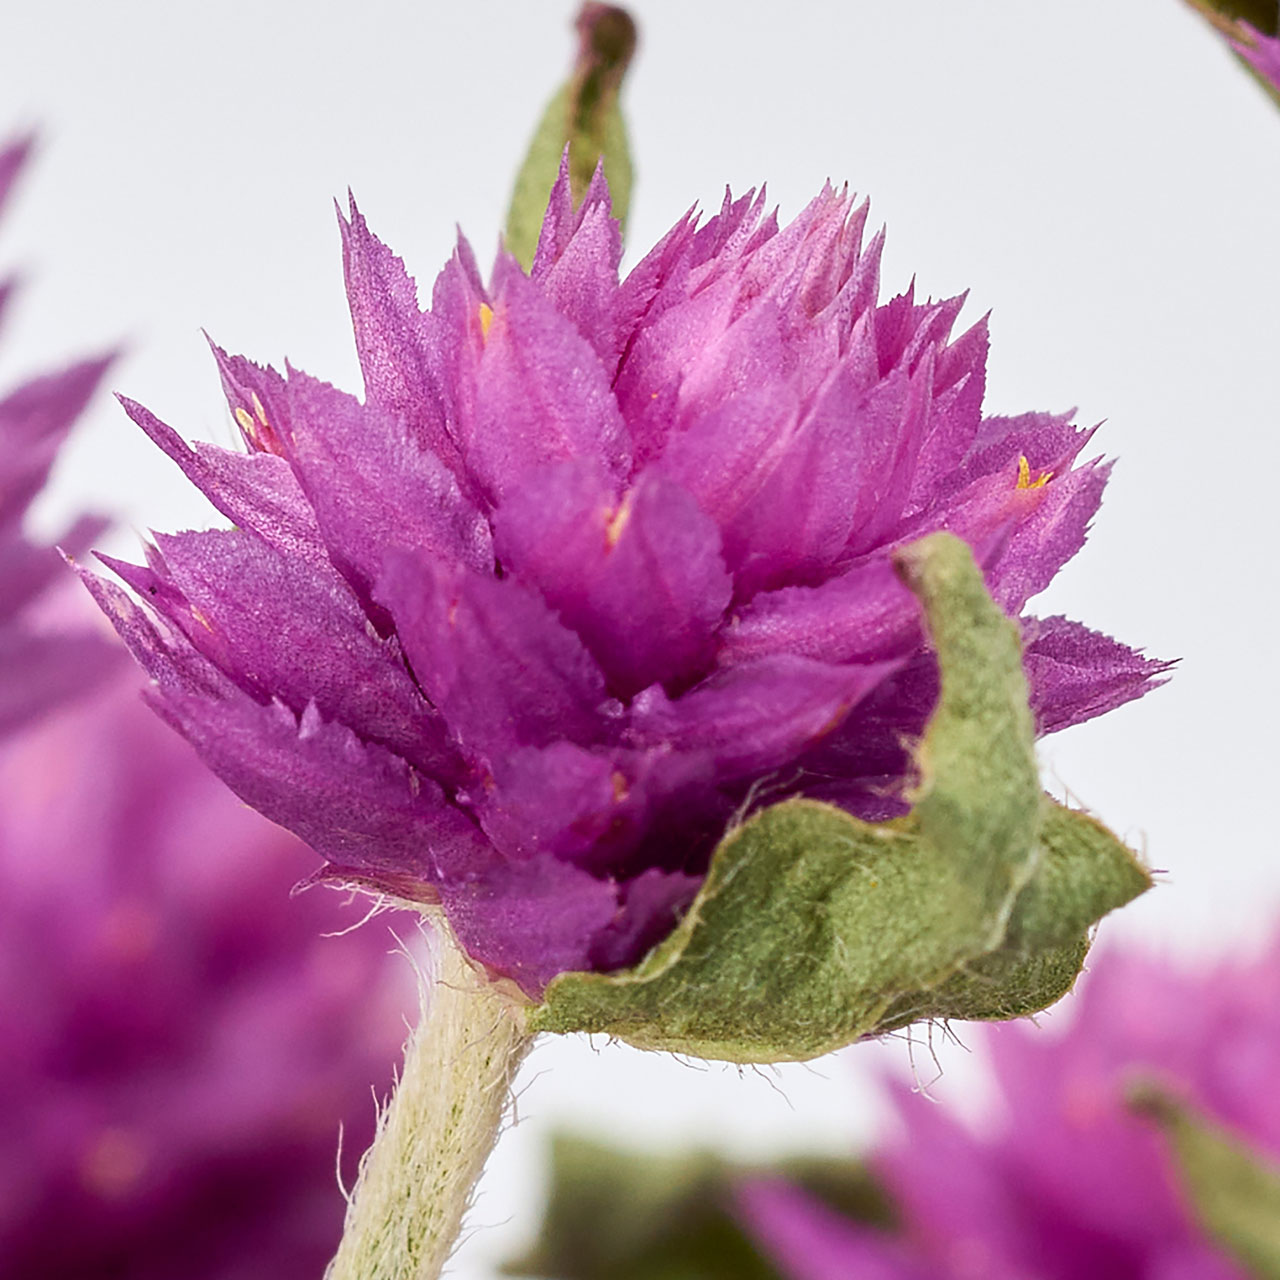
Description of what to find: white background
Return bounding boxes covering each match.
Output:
[3,3,1278,1275]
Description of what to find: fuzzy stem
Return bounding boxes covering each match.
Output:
[326,927,534,1280]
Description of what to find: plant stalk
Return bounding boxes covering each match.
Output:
[326,924,534,1280]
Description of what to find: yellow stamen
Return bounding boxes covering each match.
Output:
[233,406,255,435]
[604,491,635,549]
[478,303,494,341]
[1016,455,1051,490]
[251,391,269,427]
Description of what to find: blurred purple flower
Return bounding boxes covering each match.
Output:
[1232,21,1280,95]
[740,939,1280,1280]
[95,165,1168,996]
[0,134,409,1280]
[0,134,119,736]
[0,677,410,1280]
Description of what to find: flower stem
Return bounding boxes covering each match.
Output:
[326,924,534,1280]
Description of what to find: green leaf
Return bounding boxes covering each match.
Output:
[529,533,1151,1062]
[1131,1084,1280,1279]
[878,800,1151,1029]
[1001,801,1152,952]
[505,5,636,270]
[502,1133,891,1280]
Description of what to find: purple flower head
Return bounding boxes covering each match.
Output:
[97,164,1168,996]
[740,938,1280,1280]
[1187,2,1280,102]
[1232,21,1280,96]
[0,134,119,736]
[0,676,409,1280]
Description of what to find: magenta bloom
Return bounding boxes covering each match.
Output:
[0,678,408,1280]
[1232,21,1280,96]
[0,133,408,1278]
[0,136,118,735]
[96,165,1167,995]
[741,939,1280,1280]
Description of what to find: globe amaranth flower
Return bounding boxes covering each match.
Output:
[0,674,411,1280]
[0,136,119,735]
[1232,21,1280,96]
[739,937,1280,1280]
[0,133,411,1278]
[1187,1,1280,102]
[92,162,1169,997]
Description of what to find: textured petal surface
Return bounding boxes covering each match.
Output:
[1022,615,1174,734]
[437,857,622,994]
[467,254,629,503]
[119,396,327,565]
[530,158,624,368]
[377,549,616,757]
[103,528,462,779]
[629,655,899,781]
[494,460,732,696]
[280,369,493,590]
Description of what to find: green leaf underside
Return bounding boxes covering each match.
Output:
[503,1133,891,1280]
[505,55,634,270]
[529,534,1152,1062]
[1132,1085,1280,1279]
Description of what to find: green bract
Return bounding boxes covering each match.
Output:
[1132,1084,1280,1279]
[506,5,635,269]
[528,534,1151,1062]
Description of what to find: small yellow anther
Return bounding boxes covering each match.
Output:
[233,407,255,435]
[604,491,635,550]
[251,391,269,427]
[478,303,494,341]
[1016,455,1051,490]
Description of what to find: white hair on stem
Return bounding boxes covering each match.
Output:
[326,913,535,1280]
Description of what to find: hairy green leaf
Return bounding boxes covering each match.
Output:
[530,533,1150,1062]
[878,800,1150,1030]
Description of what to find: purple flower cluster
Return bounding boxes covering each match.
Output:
[0,136,118,735]
[97,164,1167,996]
[0,136,409,1280]
[1232,21,1280,96]
[741,938,1280,1280]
